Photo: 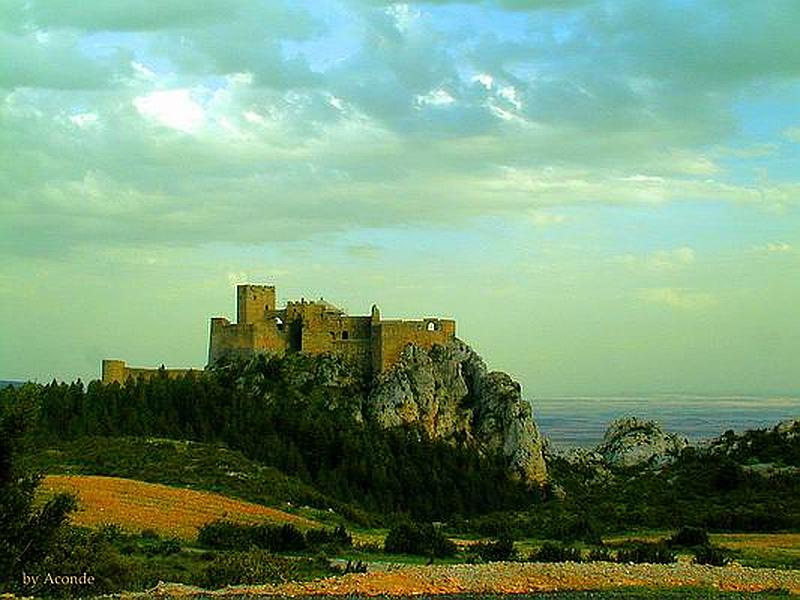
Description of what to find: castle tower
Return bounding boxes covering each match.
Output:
[237,284,276,324]
[102,359,126,384]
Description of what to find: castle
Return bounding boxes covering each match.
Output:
[209,284,456,374]
[102,284,456,384]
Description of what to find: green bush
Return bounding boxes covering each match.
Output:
[305,525,352,550]
[692,544,729,566]
[200,548,296,588]
[384,521,456,557]
[198,520,352,554]
[547,515,602,544]
[36,527,131,597]
[587,547,614,562]
[197,521,251,550]
[668,526,710,548]
[616,542,676,564]
[472,534,516,562]
[0,390,77,592]
[530,542,583,563]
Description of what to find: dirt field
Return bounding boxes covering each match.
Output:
[125,562,799,597]
[41,474,319,539]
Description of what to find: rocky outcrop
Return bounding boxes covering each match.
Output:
[596,417,688,468]
[367,338,547,483]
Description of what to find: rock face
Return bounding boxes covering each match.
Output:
[367,338,547,483]
[596,417,688,468]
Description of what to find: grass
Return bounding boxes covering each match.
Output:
[41,474,320,539]
[29,435,373,524]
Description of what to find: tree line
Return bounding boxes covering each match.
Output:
[2,354,540,520]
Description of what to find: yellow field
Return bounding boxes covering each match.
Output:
[41,475,319,540]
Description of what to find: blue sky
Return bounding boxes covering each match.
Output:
[1,0,798,395]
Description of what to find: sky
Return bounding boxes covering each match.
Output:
[1,0,799,396]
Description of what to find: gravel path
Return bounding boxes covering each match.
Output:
[137,562,799,597]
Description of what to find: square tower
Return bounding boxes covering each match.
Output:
[237,284,276,324]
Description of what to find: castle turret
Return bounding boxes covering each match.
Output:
[237,284,276,324]
[102,359,126,384]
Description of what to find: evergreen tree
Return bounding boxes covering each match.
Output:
[0,386,76,590]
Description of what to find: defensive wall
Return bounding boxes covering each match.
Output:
[101,360,198,385]
[209,285,456,375]
[102,284,456,383]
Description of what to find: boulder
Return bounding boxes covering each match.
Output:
[596,416,688,469]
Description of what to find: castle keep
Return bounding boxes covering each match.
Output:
[102,284,456,384]
[209,284,456,374]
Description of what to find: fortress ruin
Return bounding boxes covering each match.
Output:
[102,284,456,384]
[209,284,456,374]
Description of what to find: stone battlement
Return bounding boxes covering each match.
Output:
[101,360,198,385]
[209,284,456,374]
[102,284,456,383]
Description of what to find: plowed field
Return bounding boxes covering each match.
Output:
[41,474,319,539]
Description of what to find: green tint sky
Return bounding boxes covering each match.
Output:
[1,0,798,395]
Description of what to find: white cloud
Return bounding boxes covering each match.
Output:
[528,212,566,226]
[473,73,494,89]
[639,287,718,310]
[612,247,695,270]
[68,112,99,128]
[752,242,793,253]
[783,127,800,143]
[415,88,455,107]
[131,61,157,81]
[133,89,205,134]
[498,85,522,110]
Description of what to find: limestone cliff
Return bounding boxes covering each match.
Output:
[366,339,547,484]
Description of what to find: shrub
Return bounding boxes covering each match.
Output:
[530,542,582,563]
[305,525,352,550]
[250,523,307,552]
[547,515,602,544]
[668,526,710,548]
[384,521,456,558]
[200,549,296,588]
[37,527,131,597]
[616,542,676,564]
[692,544,729,566]
[197,521,250,550]
[0,392,77,590]
[472,534,516,562]
[198,521,311,553]
[587,547,614,562]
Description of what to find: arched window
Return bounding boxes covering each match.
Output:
[427,322,436,332]
[342,331,349,340]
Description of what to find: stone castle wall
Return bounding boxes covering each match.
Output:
[209,285,456,375]
[103,285,456,383]
[101,360,197,385]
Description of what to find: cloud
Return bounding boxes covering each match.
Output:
[0,31,125,89]
[613,247,696,270]
[639,288,718,311]
[784,127,800,143]
[2,0,284,33]
[133,89,206,134]
[358,0,589,9]
[752,242,793,254]
[528,212,566,226]
[1,0,799,258]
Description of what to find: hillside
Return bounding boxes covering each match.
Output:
[41,475,319,539]
[29,436,370,524]
[18,346,545,519]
